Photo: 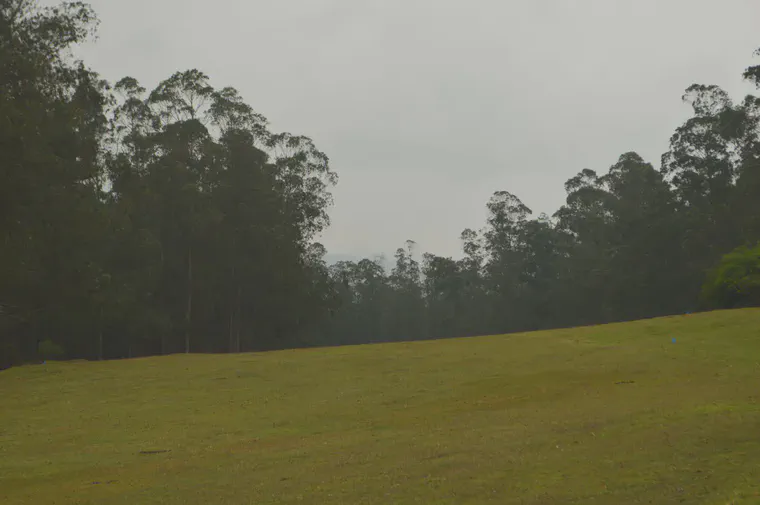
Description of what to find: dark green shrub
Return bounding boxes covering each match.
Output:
[38,339,66,361]
[701,244,760,309]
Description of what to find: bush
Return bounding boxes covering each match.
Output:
[38,339,66,361]
[701,244,760,309]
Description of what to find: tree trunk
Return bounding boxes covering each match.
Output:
[235,284,242,353]
[228,310,235,353]
[185,246,192,354]
[98,329,103,361]
[97,306,103,361]
[228,283,242,353]
[228,254,237,353]
[159,237,167,355]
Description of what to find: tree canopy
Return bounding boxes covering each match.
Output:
[701,244,760,310]
[2,1,760,368]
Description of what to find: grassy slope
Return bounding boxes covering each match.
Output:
[2,309,760,504]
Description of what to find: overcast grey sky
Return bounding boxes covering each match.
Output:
[57,0,760,261]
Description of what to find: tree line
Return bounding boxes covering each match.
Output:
[2,1,760,367]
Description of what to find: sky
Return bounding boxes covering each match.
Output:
[51,0,760,263]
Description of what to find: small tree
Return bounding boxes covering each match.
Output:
[701,244,760,309]
[38,339,66,361]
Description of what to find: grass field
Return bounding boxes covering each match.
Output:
[3,309,760,504]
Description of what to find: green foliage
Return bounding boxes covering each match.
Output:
[701,244,760,309]
[0,1,337,363]
[38,339,65,361]
[3,1,760,363]
[328,46,760,340]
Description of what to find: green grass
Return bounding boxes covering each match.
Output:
[3,309,760,504]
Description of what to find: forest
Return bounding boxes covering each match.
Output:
[2,1,760,367]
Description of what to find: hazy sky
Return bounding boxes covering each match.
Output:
[55,0,760,261]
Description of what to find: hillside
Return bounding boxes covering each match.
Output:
[3,309,760,504]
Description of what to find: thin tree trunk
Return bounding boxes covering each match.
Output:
[235,284,242,353]
[228,283,242,353]
[98,329,103,361]
[98,306,103,361]
[229,254,237,353]
[159,237,167,355]
[228,310,235,353]
[185,246,192,354]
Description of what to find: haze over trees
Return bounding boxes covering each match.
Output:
[2,1,760,367]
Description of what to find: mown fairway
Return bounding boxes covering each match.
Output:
[3,309,760,504]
